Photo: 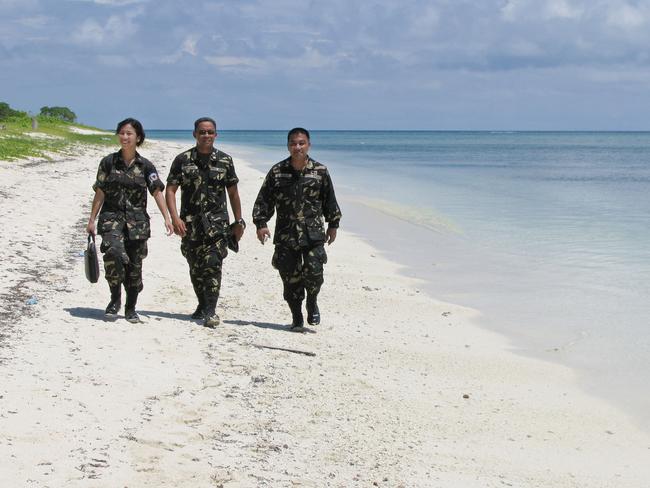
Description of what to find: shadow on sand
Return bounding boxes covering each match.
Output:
[64,308,315,333]
[226,319,316,334]
[64,307,191,323]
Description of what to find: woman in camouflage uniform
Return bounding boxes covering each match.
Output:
[86,118,173,323]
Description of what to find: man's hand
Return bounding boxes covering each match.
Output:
[233,222,245,241]
[172,216,187,237]
[86,219,96,236]
[326,227,337,245]
[257,227,271,244]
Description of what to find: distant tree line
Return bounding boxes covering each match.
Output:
[0,101,77,122]
[39,106,76,122]
[0,102,25,120]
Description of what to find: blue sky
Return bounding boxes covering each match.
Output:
[2,0,650,130]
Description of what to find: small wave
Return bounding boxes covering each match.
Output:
[352,197,461,234]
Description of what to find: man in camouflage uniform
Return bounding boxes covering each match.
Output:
[253,128,342,329]
[165,117,245,328]
[87,117,173,323]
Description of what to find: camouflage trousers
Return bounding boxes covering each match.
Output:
[181,235,228,302]
[272,244,327,303]
[100,231,148,291]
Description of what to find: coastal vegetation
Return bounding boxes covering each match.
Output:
[0,101,114,161]
[39,106,77,122]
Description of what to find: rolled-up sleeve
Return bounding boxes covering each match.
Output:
[144,161,165,195]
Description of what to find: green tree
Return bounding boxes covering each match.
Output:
[0,101,21,120]
[39,106,77,122]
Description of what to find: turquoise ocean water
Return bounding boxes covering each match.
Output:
[150,130,650,427]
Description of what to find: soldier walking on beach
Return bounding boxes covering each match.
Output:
[165,117,245,328]
[87,118,174,323]
[252,128,342,329]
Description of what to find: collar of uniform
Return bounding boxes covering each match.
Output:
[284,156,314,172]
[115,149,144,168]
[190,146,219,164]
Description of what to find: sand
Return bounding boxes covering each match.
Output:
[0,140,648,487]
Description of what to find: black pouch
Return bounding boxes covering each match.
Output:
[226,223,239,253]
[84,234,100,283]
[307,225,326,244]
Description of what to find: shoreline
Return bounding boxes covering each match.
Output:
[0,139,648,486]
[334,195,650,431]
[215,138,650,431]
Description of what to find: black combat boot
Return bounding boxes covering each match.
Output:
[105,285,121,318]
[124,287,140,324]
[191,299,206,320]
[191,282,205,319]
[203,297,220,328]
[306,294,320,326]
[288,300,304,330]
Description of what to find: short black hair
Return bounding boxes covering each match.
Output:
[115,118,145,146]
[287,127,310,142]
[194,117,217,131]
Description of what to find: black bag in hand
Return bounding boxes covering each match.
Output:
[84,234,100,283]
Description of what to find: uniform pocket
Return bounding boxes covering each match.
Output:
[182,167,200,184]
[272,247,295,273]
[209,167,227,182]
[127,212,150,240]
[202,212,228,239]
[307,224,326,244]
[98,212,121,234]
[312,244,328,265]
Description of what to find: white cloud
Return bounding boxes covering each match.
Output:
[158,35,199,64]
[545,0,583,20]
[204,55,267,71]
[508,39,544,57]
[500,0,526,22]
[69,0,148,4]
[71,10,140,44]
[72,19,104,44]
[0,0,38,9]
[300,45,345,69]
[501,0,584,21]
[582,66,650,83]
[203,43,350,75]
[15,15,50,28]
[410,6,440,36]
[606,3,649,29]
[181,35,198,56]
[97,54,130,67]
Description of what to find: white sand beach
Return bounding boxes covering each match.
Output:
[0,139,648,487]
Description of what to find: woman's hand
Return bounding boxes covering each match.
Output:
[164,217,174,236]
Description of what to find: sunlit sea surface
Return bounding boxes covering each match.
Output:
[150,129,650,427]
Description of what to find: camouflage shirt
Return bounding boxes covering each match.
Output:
[253,157,341,249]
[167,147,239,239]
[93,150,164,240]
